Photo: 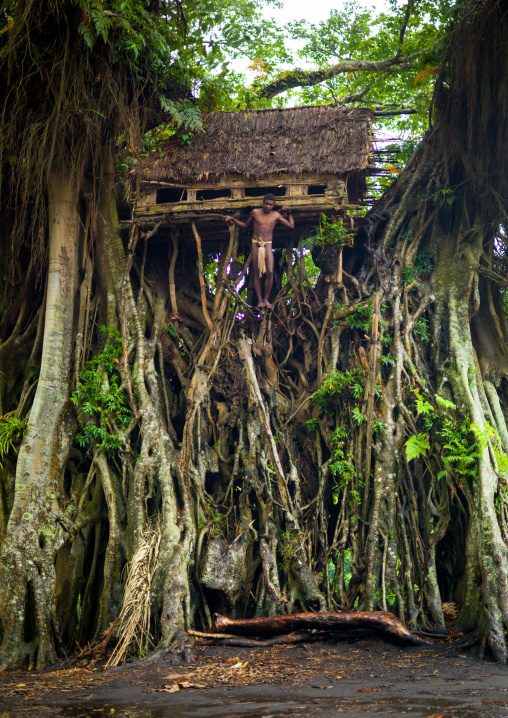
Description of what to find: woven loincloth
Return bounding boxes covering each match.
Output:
[252,237,272,277]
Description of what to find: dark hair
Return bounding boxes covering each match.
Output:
[264,193,275,203]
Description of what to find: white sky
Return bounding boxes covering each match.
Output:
[232,0,400,79]
[264,0,392,25]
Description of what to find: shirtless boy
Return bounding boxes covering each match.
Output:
[224,193,294,308]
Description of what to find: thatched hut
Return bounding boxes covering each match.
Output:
[128,105,374,248]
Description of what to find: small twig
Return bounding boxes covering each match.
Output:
[188,630,237,639]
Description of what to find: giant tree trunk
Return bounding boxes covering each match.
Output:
[0,170,79,668]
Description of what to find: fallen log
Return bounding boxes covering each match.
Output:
[194,631,327,648]
[214,611,433,647]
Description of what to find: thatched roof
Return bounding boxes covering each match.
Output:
[134,106,374,184]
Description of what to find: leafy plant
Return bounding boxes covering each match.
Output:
[415,317,430,341]
[198,499,228,539]
[405,389,482,482]
[312,370,365,413]
[0,415,28,468]
[209,510,227,539]
[159,99,201,132]
[279,530,300,562]
[302,213,351,251]
[329,426,363,509]
[414,391,435,417]
[415,251,432,275]
[343,548,353,589]
[403,252,433,287]
[352,406,366,425]
[477,423,508,479]
[381,353,395,365]
[431,188,456,206]
[435,394,456,412]
[72,327,132,455]
[402,264,416,286]
[405,433,430,461]
[437,417,481,480]
[349,301,373,332]
[374,587,397,608]
[306,417,318,432]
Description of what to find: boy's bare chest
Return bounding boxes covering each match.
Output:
[252,211,277,231]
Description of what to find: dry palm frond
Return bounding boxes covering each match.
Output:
[106,522,161,668]
[76,619,118,666]
[442,602,459,630]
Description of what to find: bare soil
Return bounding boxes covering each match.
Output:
[1,637,507,718]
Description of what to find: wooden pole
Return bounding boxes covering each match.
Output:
[191,221,214,331]
[168,226,180,318]
[337,248,343,284]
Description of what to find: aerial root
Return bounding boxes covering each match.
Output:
[213,611,434,647]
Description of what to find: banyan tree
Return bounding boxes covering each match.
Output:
[2,0,508,669]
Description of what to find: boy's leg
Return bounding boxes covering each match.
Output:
[263,246,274,308]
[251,243,264,307]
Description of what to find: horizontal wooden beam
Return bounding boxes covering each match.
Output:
[133,196,358,220]
[137,172,343,190]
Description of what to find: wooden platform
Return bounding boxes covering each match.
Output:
[122,171,364,250]
[131,195,357,223]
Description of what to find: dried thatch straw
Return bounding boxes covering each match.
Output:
[442,602,459,630]
[106,522,161,668]
[132,106,374,185]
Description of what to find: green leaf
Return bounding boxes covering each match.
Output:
[0,415,28,468]
[405,433,430,462]
[435,394,456,411]
[78,22,96,49]
[415,392,434,417]
[352,407,366,425]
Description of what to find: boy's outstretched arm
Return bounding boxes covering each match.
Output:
[277,205,295,229]
[224,211,254,230]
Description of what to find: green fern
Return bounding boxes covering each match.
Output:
[441,434,480,478]
[471,421,508,479]
[78,21,96,49]
[0,415,28,468]
[435,394,456,412]
[444,453,476,467]
[159,98,202,132]
[71,326,132,455]
[91,10,113,43]
[405,433,430,462]
[414,392,434,417]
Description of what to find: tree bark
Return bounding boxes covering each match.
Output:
[214,612,432,646]
[0,170,79,669]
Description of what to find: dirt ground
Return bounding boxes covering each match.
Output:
[1,637,508,718]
